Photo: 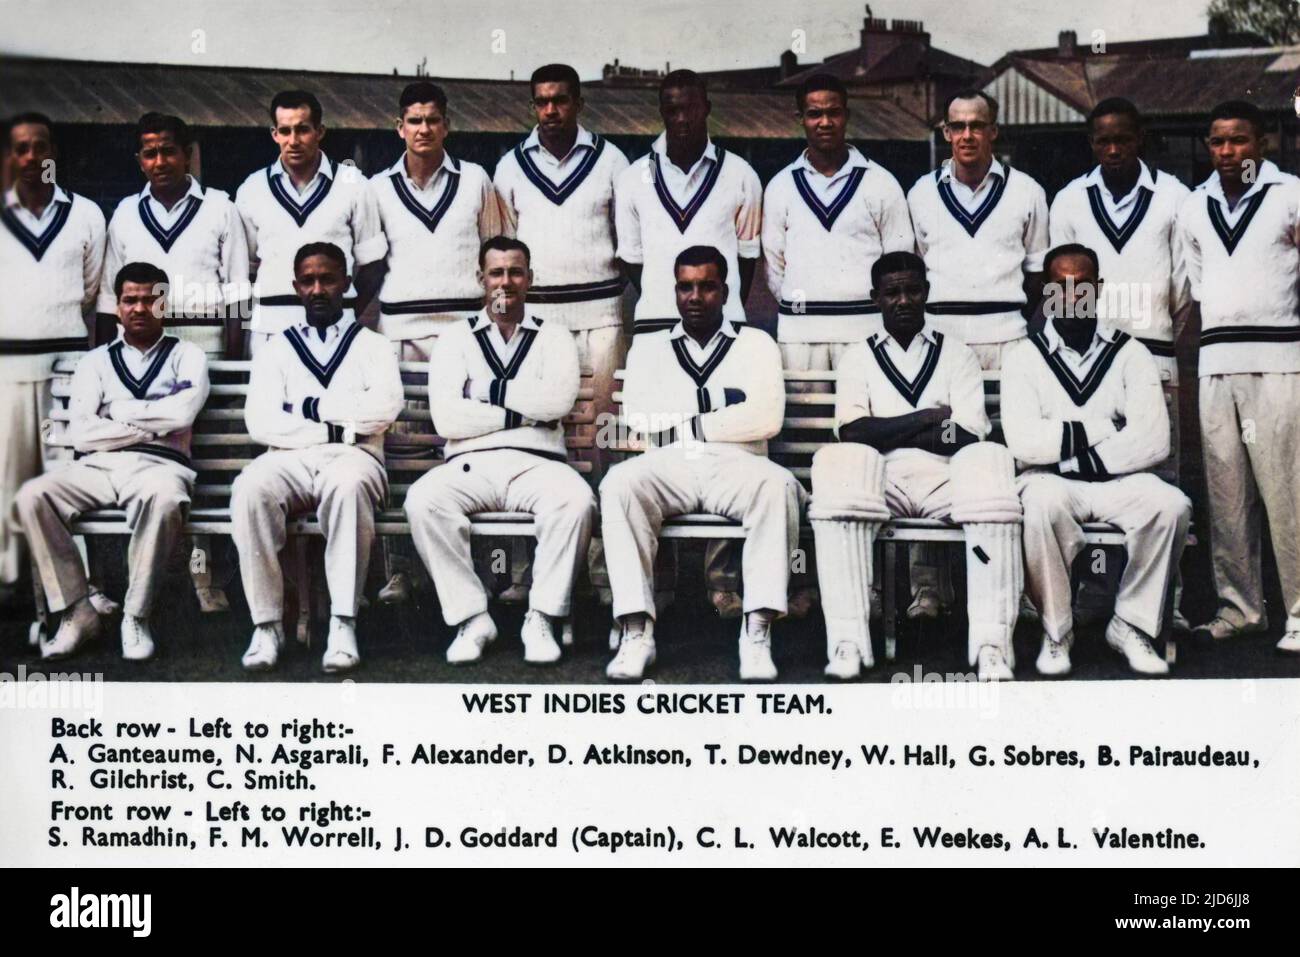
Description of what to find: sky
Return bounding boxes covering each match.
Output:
[0,0,1214,78]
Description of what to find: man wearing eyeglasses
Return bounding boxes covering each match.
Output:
[907,90,1049,372]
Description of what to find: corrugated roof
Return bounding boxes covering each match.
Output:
[0,56,929,141]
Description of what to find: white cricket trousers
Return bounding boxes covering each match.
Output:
[232,444,387,625]
[600,446,805,621]
[0,379,52,585]
[14,452,192,618]
[404,448,595,625]
[1019,471,1190,641]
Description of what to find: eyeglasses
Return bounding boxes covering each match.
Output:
[943,121,993,135]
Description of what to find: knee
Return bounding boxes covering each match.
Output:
[598,463,635,509]
[231,468,267,514]
[13,478,46,519]
[1150,483,1192,529]
[140,484,189,516]
[324,471,377,506]
[1019,480,1069,524]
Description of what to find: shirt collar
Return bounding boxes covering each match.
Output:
[938,157,1005,187]
[669,318,739,341]
[271,153,334,182]
[1084,159,1156,195]
[880,324,939,351]
[140,176,204,205]
[5,184,71,211]
[470,310,543,333]
[1201,158,1286,205]
[112,327,169,358]
[386,151,459,182]
[1042,317,1118,354]
[523,124,595,157]
[651,132,718,169]
[796,145,870,177]
[295,312,355,340]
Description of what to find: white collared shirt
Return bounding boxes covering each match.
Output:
[521,125,598,185]
[1084,160,1158,221]
[291,313,356,363]
[389,151,460,208]
[793,146,872,204]
[669,318,739,364]
[5,184,72,230]
[938,158,1006,213]
[141,176,206,225]
[651,134,720,207]
[270,153,334,198]
[1039,317,1120,376]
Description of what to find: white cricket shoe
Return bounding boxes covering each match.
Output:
[1105,617,1169,675]
[906,585,941,620]
[322,616,360,673]
[1192,616,1265,642]
[824,641,862,680]
[977,645,1014,681]
[120,615,156,661]
[241,622,285,671]
[41,599,100,660]
[606,619,656,680]
[446,611,497,664]
[521,610,562,665]
[739,614,778,682]
[1035,632,1072,677]
[1277,630,1300,654]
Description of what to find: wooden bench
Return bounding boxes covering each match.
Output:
[612,368,1184,664]
[38,358,596,643]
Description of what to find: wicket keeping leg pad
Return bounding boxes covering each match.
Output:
[807,443,890,522]
[948,442,1022,525]
[962,521,1024,667]
[811,516,875,666]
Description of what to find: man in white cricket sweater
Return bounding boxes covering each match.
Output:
[369,81,504,605]
[763,73,914,379]
[232,243,402,673]
[1176,101,1300,653]
[809,251,1023,681]
[907,89,1048,371]
[404,237,595,665]
[235,91,387,354]
[1002,245,1190,675]
[1,113,105,601]
[15,262,209,662]
[96,113,251,359]
[601,246,804,681]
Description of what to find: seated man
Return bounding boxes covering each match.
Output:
[232,242,402,673]
[405,237,595,664]
[15,261,210,661]
[810,251,1023,681]
[1002,243,1190,676]
[601,245,804,681]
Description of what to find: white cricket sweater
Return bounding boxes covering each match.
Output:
[763,147,914,343]
[1175,160,1300,376]
[0,186,104,381]
[495,126,630,331]
[907,159,1049,345]
[372,153,502,341]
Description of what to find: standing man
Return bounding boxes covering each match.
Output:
[235,91,387,354]
[15,262,209,661]
[231,243,402,673]
[810,251,1022,681]
[1002,245,1190,675]
[907,89,1048,370]
[763,73,914,379]
[404,237,595,665]
[0,113,105,603]
[600,246,804,681]
[1177,101,1300,653]
[97,113,251,358]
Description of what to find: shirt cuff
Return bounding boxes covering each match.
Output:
[736,238,761,259]
[352,234,389,266]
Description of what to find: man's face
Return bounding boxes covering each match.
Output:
[271,105,324,170]
[8,122,54,187]
[874,268,928,343]
[398,101,448,158]
[117,280,166,341]
[660,85,709,148]
[532,81,581,136]
[942,97,997,168]
[799,89,849,154]
[138,131,190,194]
[1207,118,1262,185]
[674,262,728,333]
[1046,254,1101,330]
[1089,113,1141,179]
[292,254,349,324]
[479,248,532,314]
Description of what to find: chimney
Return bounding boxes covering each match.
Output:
[779,49,798,80]
[1058,30,1077,57]
[1208,13,1229,43]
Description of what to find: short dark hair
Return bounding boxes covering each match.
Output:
[1043,243,1101,279]
[270,90,323,126]
[398,81,447,118]
[114,261,170,299]
[137,112,193,150]
[530,63,581,99]
[674,245,728,283]
[796,73,848,112]
[943,89,999,124]
[293,242,347,275]
[660,69,708,100]
[1209,100,1265,138]
[871,251,927,290]
[479,235,531,268]
[3,111,55,151]
[1087,97,1141,133]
